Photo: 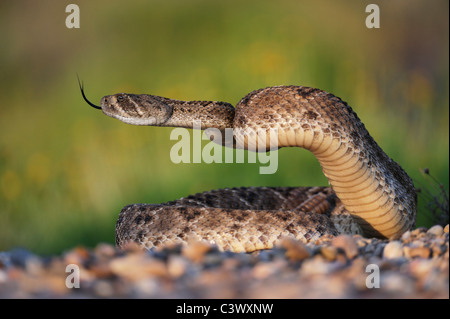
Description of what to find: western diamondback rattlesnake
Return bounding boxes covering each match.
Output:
[80,84,417,253]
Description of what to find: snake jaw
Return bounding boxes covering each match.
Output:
[77,76,102,110]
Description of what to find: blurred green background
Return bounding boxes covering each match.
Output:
[0,0,448,254]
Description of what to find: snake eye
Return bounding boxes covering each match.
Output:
[117,94,125,101]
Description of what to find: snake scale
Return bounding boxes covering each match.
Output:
[80,84,417,253]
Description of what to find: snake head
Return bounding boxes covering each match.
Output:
[100,93,173,126]
[78,76,172,125]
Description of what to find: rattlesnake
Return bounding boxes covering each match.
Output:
[80,84,417,253]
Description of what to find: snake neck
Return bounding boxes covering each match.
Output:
[162,99,235,131]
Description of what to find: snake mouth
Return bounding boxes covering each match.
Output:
[77,76,101,110]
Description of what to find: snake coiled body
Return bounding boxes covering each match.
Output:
[83,85,417,253]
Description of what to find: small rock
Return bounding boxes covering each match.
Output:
[88,261,114,279]
[203,252,225,267]
[404,246,431,259]
[411,240,425,247]
[301,255,334,275]
[256,250,278,262]
[278,238,310,261]
[373,243,386,258]
[63,246,90,266]
[9,248,37,268]
[444,224,449,233]
[252,260,287,279]
[430,241,447,258]
[408,259,434,278]
[411,227,427,236]
[362,243,376,256]
[110,254,166,281]
[8,248,43,275]
[331,235,359,259]
[182,241,215,263]
[95,243,116,258]
[355,238,368,248]
[167,256,188,278]
[320,246,337,261]
[427,225,444,236]
[383,241,403,259]
[401,231,412,242]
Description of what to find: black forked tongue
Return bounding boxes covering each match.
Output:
[77,76,101,110]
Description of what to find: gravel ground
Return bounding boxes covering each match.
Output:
[0,225,448,299]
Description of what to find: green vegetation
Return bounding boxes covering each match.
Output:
[0,0,448,254]
[418,168,449,227]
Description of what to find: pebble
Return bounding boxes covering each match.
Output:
[0,224,448,298]
[252,259,287,279]
[278,238,311,261]
[427,225,444,236]
[94,243,116,258]
[401,231,412,241]
[412,227,428,236]
[404,246,431,259]
[300,255,334,275]
[182,241,214,263]
[167,255,188,278]
[320,246,338,261]
[331,235,359,259]
[109,253,167,281]
[383,241,403,259]
[9,248,42,271]
[409,259,434,278]
[63,246,90,266]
